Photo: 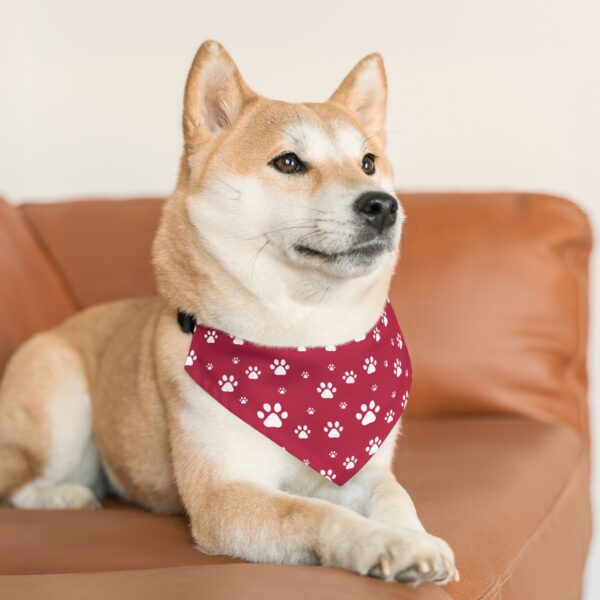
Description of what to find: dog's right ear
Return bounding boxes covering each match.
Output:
[183,41,256,155]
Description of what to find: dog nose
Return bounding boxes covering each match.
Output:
[353,191,399,233]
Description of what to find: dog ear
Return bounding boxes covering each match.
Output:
[329,53,387,146]
[183,41,256,154]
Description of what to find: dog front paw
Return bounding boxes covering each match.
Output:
[332,526,459,585]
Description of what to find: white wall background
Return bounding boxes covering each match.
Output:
[0,0,598,595]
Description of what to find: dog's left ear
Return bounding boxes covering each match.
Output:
[329,54,387,146]
[183,40,256,155]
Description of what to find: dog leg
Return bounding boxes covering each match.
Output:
[320,463,459,584]
[178,474,455,584]
[0,332,102,508]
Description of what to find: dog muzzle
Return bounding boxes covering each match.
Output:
[183,301,411,485]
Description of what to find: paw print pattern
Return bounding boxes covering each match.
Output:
[303,458,310,465]
[270,358,290,376]
[396,333,403,349]
[307,407,316,415]
[232,336,244,345]
[356,400,380,425]
[218,375,238,393]
[325,345,337,352]
[381,311,389,327]
[204,330,218,344]
[343,456,357,469]
[329,450,337,458]
[393,358,402,377]
[301,371,310,379]
[401,391,409,409]
[371,383,378,392]
[185,349,197,366]
[206,362,214,371]
[316,382,336,399]
[294,425,310,439]
[320,468,336,481]
[385,409,395,423]
[342,370,357,384]
[277,387,286,395]
[257,403,288,428]
[232,356,240,364]
[327,363,336,372]
[339,401,348,410]
[372,327,381,342]
[366,436,382,455]
[246,366,261,380]
[239,396,248,404]
[363,356,377,374]
[323,421,344,438]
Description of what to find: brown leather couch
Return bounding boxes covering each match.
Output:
[0,192,592,599]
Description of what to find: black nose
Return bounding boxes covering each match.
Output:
[353,191,399,233]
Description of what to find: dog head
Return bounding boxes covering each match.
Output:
[154,41,403,315]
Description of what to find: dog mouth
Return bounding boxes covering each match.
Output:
[293,240,389,262]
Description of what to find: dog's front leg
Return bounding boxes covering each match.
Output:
[179,473,457,584]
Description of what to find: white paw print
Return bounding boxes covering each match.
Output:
[339,401,348,410]
[329,450,337,458]
[325,345,337,352]
[206,362,214,371]
[396,333,403,349]
[294,425,310,439]
[297,346,307,352]
[257,403,288,428]
[320,468,336,481]
[307,407,316,415]
[393,358,402,377]
[323,420,344,438]
[391,390,397,399]
[356,400,380,425]
[354,334,366,342]
[343,456,357,469]
[371,383,378,392]
[277,387,286,395]
[232,336,244,345]
[401,391,409,409]
[270,358,290,376]
[232,356,240,364]
[363,356,377,374]
[381,311,389,327]
[342,370,357,384]
[316,382,337,399]
[385,409,395,423]
[218,375,238,393]
[383,359,389,368]
[246,366,261,380]
[405,369,409,377]
[327,363,336,372]
[301,371,310,379]
[303,458,310,465]
[204,330,218,344]
[372,327,381,342]
[366,436,382,455]
[239,396,248,404]
[185,349,197,366]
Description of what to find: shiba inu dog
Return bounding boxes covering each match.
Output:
[0,41,458,585]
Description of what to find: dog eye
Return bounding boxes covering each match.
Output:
[270,152,307,174]
[361,153,376,175]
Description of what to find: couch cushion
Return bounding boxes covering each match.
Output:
[20,198,163,308]
[0,198,76,375]
[392,193,591,438]
[0,416,590,599]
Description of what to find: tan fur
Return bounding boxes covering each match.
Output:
[0,41,457,584]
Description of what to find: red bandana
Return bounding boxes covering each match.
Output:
[184,302,411,485]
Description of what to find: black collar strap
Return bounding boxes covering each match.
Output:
[177,310,197,334]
